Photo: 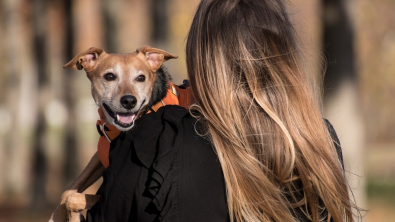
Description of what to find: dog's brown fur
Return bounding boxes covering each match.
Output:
[49,46,177,222]
[64,46,177,131]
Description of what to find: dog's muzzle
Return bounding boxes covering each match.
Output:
[102,103,142,128]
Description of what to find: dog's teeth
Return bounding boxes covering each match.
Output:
[116,114,120,122]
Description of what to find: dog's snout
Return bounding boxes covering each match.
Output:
[120,95,137,109]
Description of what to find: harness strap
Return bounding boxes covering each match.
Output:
[96,109,121,168]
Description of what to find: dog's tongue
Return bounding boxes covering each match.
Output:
[117,114,136,124]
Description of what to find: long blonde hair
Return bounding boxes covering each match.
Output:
[186,0,357,221]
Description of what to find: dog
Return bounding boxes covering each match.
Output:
[49,46,191,222]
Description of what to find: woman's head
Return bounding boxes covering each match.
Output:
[187,0,356,221]
[187,0,300,109]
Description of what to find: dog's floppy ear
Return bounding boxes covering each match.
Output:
[137,46,178,72]
[63,47,105,71]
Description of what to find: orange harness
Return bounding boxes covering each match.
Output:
[96,82,192,168]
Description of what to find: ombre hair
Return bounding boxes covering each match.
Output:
[186,0,358,221]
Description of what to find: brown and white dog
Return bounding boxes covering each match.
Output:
[49,46,186,222]
[66,46,178,131]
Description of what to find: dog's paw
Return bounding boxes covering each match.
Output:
[66,192,88,211]
[50,190,79,222]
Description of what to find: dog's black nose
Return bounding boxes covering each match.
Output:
[120,95,137,109]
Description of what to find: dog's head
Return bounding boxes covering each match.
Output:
[64,46,177,131]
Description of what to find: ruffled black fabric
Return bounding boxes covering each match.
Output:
[136,106,188,220]
[87,105,193,222]
[129,106,188,221]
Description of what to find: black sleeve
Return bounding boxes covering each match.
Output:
[324,119,344,169]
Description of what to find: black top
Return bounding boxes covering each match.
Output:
[87,105,342,222]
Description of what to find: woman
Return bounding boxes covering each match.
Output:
[88,0,358,221]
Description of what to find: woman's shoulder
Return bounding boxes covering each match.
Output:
[129,105,209,165]
[157,105,214,158]
[159,106,228,221]
[151,105,207,140]
[134,105,228,221]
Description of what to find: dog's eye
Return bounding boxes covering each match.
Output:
[104,73,116,81]
[136,75,145,82]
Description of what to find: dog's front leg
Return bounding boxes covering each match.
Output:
[49,189,78,222]
[66,193,101,222]
[69,152,104,192]
[49,152,103,222]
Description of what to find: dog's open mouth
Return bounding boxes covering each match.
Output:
[102,103,142,128]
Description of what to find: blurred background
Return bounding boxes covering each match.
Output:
[0,0,394,221]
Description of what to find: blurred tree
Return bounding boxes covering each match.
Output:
[322,0,366,219]
[44,0,68,204]
[151,0,169,46]
[62,0,79,191]
[3,0,39,206]
[323,0,356,95]
[31,0,49,208]
[101,0,118,52]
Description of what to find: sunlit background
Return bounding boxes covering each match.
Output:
[0,0,394,221]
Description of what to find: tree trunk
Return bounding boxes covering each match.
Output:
[63,0,79,189]
[31,0,50,209]
[3,0,39,206]
[322,0,367,219]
